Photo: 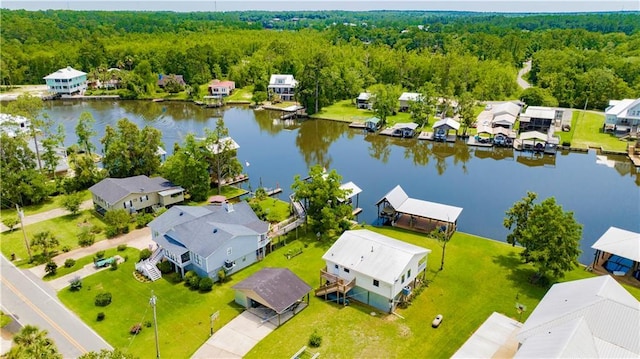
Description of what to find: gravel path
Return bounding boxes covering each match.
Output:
[517,60,532,89]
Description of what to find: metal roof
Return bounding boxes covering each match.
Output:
[322,229,430,285]
[268,74,297,87]
[519,131,548,141]
[516,276,640,358]
[433,118,461,131]
[521,106,556,121]
[339,181,362,200]
[592,226,640,262]
[606,98,640,117]
[376,185,463,223]
[398,92,421,102]
[492,102,521,117]
[43,66,86,80]
[391,122,419,130]
[232,268,311,314]
[491,113,517,126]
[357,92,372,101]
[452,312,522,359]
[205,136,240,155]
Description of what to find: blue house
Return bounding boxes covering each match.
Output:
[43,66,87,95]
[147,201,270,280]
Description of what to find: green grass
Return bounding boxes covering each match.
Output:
[556,112,577,145]
[0,190,91,218]
[571,110,634,152]
[249,196,291,223]
[57,226,640,359]
[226,85,253,103]
[0,210,108,267]
[44,247,139,281]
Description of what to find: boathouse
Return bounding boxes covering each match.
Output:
[591,226,640,284]
[432,118,460,142]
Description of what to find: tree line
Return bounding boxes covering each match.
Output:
[2,10,638,111]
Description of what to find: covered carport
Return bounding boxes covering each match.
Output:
[591,227,640,284]
[232,268,312,327]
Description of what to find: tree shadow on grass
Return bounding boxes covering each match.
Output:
[492,252,550,300]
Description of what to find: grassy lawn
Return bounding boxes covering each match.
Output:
[248,196,291,223]
[57,225,640,359]
[1,311,12,327]
[44,247,139,281]
[312,99,432,130]
[0,210,108,267]
[571,110,634,152]
[0,190,91,218]
[226,85,253,103]
[556,112,577,145]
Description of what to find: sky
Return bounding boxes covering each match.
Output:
[2,0,639,13]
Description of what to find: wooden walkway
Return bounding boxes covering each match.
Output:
[628,144,640,167]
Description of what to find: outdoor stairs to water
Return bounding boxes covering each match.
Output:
[315,282,339,297]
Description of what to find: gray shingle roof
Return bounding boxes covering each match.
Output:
[149,202,269,258]
[232,268,311,314]
[89,175,181,204]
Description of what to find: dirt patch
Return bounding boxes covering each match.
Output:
[0,85,50,101]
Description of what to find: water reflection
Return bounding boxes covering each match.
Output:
[295,119,347,169]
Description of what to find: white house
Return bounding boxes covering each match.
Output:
[318,229,431,313]
[268,74,297,102]
[356,92,373,109]
[398,92,421,112]
[43,66,87,95]
[604,98,640,133]
[0,113,31,137]
[515,276,640,358]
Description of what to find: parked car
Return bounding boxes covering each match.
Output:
[432,314,443,328]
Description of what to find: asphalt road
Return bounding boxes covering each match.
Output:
[1,254,112,357]
[517,60,532,89]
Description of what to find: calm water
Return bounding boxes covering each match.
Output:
[44,100,640,265]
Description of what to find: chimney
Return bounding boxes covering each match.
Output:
[223,201,234,213]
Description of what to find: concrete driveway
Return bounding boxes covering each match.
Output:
[191,311,276,359]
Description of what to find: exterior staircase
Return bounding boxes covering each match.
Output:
[134,247,164,281]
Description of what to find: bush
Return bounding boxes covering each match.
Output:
[90,224,103,234]
[187,274,201,288]
[157,260,172,274]
[308,330,322,348]
[64,258,76,268]
[199,277,214,292]
[97,312,105,321]
[130,323,142,335]
[69,277,82,291]
[139,248,152,261]
[95,250,106,260]
[117,244,128,252]
[562,141,571,147]
[144,320,152,328]
[217,269,228,283]
[105,226,119,238]
[78,227,96,247]
[45,261,58,275]
[94,292,112,307]
[110,260,118,271]
[135,213,154,229]
[61,245,72,253]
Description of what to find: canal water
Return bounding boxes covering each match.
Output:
[44,100,639,265]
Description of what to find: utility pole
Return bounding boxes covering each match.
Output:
[150,291,160,359]
[16,205,32,261]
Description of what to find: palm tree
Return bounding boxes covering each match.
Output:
[6,325,62,359]
[30,231,59,259]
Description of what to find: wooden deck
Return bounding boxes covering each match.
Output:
[590,262,640,288]
[392,213,456,236]
[628,144,640,167]
[349,122,366,129]
[418,132,434,140]
[467,136,494,147]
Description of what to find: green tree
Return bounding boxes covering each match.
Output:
[519,87,559,107]
[104,209,130,235]
[251,91,267,106]
[291,165,353,236]
[457,92,476,136]
[61,192,83,215]
[370,84,401,124]
[45,260,58,275]
[504,192,582,281]
[5,325,62,359]
[205,119,243,194]
[30,231,59,259]
[101,118,162,178]
[2,216,19,232]
[162,75,184,93]
[162,134,210,201]
[76,112,97,157]
[4,93,46,172]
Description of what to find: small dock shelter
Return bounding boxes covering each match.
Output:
[381,122,419,138]
[516,131,559,154]
[339,181,363,216]
[432,118,460,142]
[232,268,311,327]
[364,117,382,132]
[376,185,463,238]
[591,227,640,284]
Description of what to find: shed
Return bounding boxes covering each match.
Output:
[232,268,311,326]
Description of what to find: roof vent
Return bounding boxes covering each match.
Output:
[371,246,374,252]
[179,212,184,216]
[213,228,218,234]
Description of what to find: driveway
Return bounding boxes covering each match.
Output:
[517,60,532,89]
[191,311,276,359]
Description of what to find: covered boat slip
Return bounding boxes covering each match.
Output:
[376,185,463,237]
[591,226,640,287]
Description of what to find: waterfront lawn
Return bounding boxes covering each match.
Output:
[312,99,431,130]
[0,210,107,267]
[571,110,632,152]
[44,247,139,281]
[248,196,291,223]
[557,112,577,145]
[58,224,640,359]
[226,85,253,103]
[0,190,91,218]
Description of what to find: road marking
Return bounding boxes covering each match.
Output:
[1,276,87,354]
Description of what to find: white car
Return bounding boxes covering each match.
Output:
[432,314,443,328]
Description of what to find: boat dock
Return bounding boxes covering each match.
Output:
[349,122,366,129]
[418,132,433,140]
[629,144,640,167]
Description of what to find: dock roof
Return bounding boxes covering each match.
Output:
[433,118,461,131]
[376,185,463,223]
[592,226,640,262]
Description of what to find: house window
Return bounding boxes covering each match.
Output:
[401,274,405,283]
[373,279,379,287]
[194,254,201,265]
[344,268,350,273]
[407,269,411,278]
[227,247,232,256]
[334,264,339,269]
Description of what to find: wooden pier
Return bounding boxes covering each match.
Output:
[629,144,640,167]
[349,122,366,129]
[266,187,283,196]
